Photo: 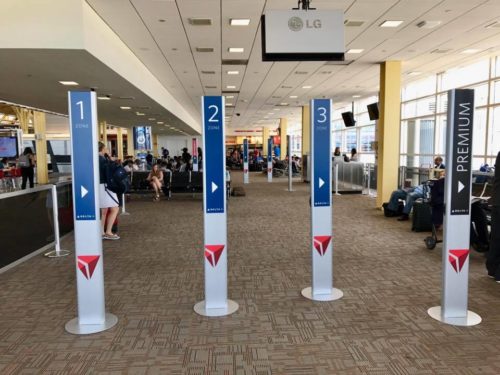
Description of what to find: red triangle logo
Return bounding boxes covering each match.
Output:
[448,249,469,273]
[204,245,225,267]
[77,255,100,280]
[313,236,332,256]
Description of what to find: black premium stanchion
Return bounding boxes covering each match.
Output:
[427,88,481,327]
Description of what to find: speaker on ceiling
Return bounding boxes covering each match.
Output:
[341,111,356,127]
[367,102,380,121]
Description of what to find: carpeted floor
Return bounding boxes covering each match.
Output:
[1,172,499,375]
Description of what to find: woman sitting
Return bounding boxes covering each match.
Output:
[147,164,164,201]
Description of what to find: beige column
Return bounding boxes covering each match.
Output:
[116,127,124,161]
[99,121,107,142]
[279,118,288,159]
[126,128,134,157]
[262,127,270,156]
[376,61,402,207]
[301,105,310,160]
[153,134,158,156]
[33,111,48,185]
[13,107,31,134]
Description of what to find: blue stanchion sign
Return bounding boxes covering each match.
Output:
[313,99,331,207]
[69,92,96,221]
[243,139,248,163]
[268,138,272,162]
[203,96,225,214]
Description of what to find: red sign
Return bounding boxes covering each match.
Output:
[77,255,100,280]
[204,245,225,267]
[313,236,332,256]
[448,249,469,273]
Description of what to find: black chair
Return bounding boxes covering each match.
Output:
[190,171,203,194]
[162,170,172,198]
[170,171,191,193]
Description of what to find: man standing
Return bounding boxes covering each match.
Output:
[486,151,500,283]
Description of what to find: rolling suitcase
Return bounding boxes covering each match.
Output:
[412,200,432,232]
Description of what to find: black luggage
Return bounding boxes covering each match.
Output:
[412,200,432,232]
[382,201,404,217]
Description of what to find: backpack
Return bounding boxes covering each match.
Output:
[105,161,131,195]
[18,154,30,167]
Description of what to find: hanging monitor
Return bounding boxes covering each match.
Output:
[261,10,345,61]
[367,102,379,120]
[341,112,356,127]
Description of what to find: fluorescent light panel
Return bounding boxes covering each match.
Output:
[120,106,131,110]
[227,70,239,75]
[59,81,78,86]
[347,49,364,54]
[380,20,403,28]
[230,19,250,26]
[228,47,244,53]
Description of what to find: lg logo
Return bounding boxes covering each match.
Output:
[288,16,322,32]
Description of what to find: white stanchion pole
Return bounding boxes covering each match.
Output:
[427,88,481,327]
[121,193,130,216]
[44,184,70,258]
[192,138,199,172]
[243,138,249,184]
[65,90,118,335]
[194,96,238,317]
[302,98,343,302]
[334,164,341,195]
[267,137,273,182]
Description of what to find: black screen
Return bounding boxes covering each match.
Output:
[367,103,380,121]
[341,112,356,127]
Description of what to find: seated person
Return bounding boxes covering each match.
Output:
[349,148,358,162]
[123,160,137,172]
[434,156,445,169]
[0,157,9,170]
[387,184,426,221]
[147,164,163,201]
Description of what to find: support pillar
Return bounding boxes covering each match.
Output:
[262,127,270,156]
[33,111,48,185]
[117,127,124,161]
[153,134,158,156]
[376,61,402,208]
[126,128,134,158]
[13,107,31,134]
[301,105,310,160]
[99,121,107,143]
[279,118,288,160]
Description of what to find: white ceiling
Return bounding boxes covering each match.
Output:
[84,0,500,131]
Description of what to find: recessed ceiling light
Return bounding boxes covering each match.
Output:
[188,18,212,26]
[230,19,250,26]
[379,20,403,28]
[407,71,422,76]
[136,112,145,116]
[59,81,78,86]
[226,95,235,99]
[279,103,289,106]
[120,106,131,110]
[461,49,480,54]
[196,47,214,53]
[226,85,236,89]
[289,95,298,99]
[347,49,364,54]
[157,121,164,124]
[226,103,234,106]
[352,95,361,98]
[302,85,312,89]
[228,47,244,53]
[97,96,111,100]
[148,118,156,121]
[227,70,239,75]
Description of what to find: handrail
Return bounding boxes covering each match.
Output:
[0,184,52,200]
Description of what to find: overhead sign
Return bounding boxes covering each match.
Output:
[313,99,331,207]
[69,92,96,221]
[203,97,225,214]
[133,126,152,150]
[262,10,344,61]
[449,89,474,215]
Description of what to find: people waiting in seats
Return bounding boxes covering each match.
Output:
[486,150,500,283]
[98,142,120,240]
[387,183,426,221]
[147,163,164,201]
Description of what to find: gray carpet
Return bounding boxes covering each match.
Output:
[1,172,499,374]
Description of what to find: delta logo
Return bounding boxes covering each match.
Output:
[313,236,331,256]
[77,255,100,280]
[204,245,225,267]
[448,249,469,273]
[244,168,248,173]
[267,168,272,173]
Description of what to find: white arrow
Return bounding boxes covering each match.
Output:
[81,185,88,198]
[458,181,465,193]
[211,182,218,193]
[319,177,325,188]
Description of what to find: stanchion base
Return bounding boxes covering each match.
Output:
[427,306,481,327]
[65,313,118,335]
[44,249,71,258]
[194,300,239,317]
[334,193,341,196]
[120,212,131,216]
[301,287,343,301]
